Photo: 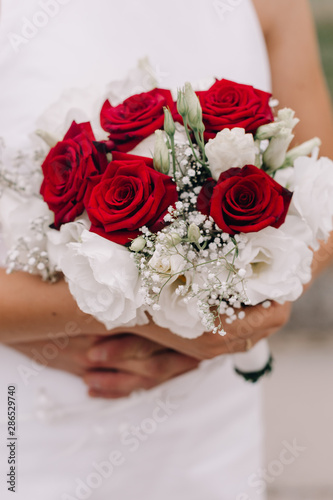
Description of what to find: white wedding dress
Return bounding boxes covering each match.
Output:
[0,1,271,499]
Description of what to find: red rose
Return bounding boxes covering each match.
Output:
[40,121,108,228]
[197,165,292,234]
[195,79,273,141]
[100,88,174,153]
[85,152,178,245]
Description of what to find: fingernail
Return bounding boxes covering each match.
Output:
[84,375,102,389]
[88,382,102,391]
[88,348,107,362]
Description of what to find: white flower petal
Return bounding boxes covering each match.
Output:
[52,229,147,329]
[290,155,333,249]
[236,221,313,305]
[205,128,257,180]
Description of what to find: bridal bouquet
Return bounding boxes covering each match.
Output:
[1,63,333,380]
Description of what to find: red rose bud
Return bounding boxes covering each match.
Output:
[100,88,174,153]
[85,152,178,245]
[40,121,108,228]
[197,165,292,234]
[196,79,274,141]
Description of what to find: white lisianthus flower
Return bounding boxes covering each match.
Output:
[236,217,313,305]
[274,167,295,190]
[257,108,300,171]
[290,155,333,249]
[151,273,206,339]
[54,229,147,329]
[205,128,257,180]
[46,214,91,270]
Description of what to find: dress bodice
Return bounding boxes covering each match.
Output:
[0,0,271,149]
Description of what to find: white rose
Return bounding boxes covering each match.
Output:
[236,217,313,305]
[149,246,186,277]
[290,155,333,249]
[57,230,147,330]
[205,128,257,180]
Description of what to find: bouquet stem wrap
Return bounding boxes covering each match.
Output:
[233,339,272,382]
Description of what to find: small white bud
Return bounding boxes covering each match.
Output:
[130,236,146,252]
[166,232,182,246]
[238,268,247,278]
[153,130,170,174]
[256,122,283,140]
[35,129,59,148]
[263,127,294,171]
[184,82,204,132]
[187,223,201,243]
[177,89,189,117]
[277,108,300,130]
[163,107,176,136]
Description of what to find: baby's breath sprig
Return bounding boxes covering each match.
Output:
[130,204,249,333]
[5,215,60,282]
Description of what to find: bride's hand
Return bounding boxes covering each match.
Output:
[9,333,199,398]
[112,301,292,361]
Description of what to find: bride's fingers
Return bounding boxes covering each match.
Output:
[86,334,169,364]
[120,302,292,360]
[217,328,275,355]
[93,351,200,381]
[219,302,291,354]
[84,351,200,398]
[208,302,291,356]
[83,370,156,398]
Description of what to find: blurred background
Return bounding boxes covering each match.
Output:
[264,4,333,499]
